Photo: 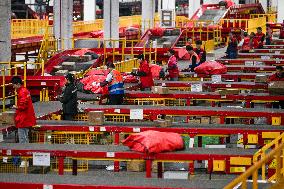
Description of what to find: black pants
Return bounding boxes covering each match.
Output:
[109,94,124,105]
[63,114,74,120]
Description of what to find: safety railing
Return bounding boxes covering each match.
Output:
[220,17,267,34]
[0,62,27,112]
[11,19,49,39]
[250,14,277,24]
[253,132,284,181]
[114,58,139,73]
[267,6,277,14]
[224,141,284,189]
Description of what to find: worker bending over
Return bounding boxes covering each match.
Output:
[166,49,179,81]
[186,45,200,72]
[194,40,206,64]
[132,54,154,91]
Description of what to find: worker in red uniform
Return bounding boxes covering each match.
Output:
[132,54,154,91]
[194,40,206,64]
[186,45,200,72]
[255,27,265,48]
[268,66,284,82]
[249,32,259,50]
[238,32,251,52]
[166,49,179,81]
[268,66,284,109]
[11,76,36,167]
[226,32,238,59]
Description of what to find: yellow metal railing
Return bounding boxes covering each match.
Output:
[114,58,139,73]
[253,132,284,181]
[0,62,27,112]
[224,142,284,189]
[11,19,49,39]
[250,14,277,24]
[220,17,267,34]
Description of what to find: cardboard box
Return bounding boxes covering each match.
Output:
[154,119,172,127]
[88,111,104,125]
[152,86,169,94]
[62,62,76,71]
[201,117,210,124]
[2,111,15,125]
[190,119,201,124]
[55,70,69,76]
[218,89,239,95]
[211,117,221,124]
[255,75,268,83]
[268,81,284,95]
[127,161,145,172]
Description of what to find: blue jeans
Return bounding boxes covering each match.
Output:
[18,128,29,143]
[227,51,237,59]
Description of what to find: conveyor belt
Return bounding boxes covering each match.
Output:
[80,104,283,113]
[155,80,266,86]
[33,101,62,118]
[36,120,284,131]
[0,173,233,189]
[0,143,257,156]
[0,143,128,152]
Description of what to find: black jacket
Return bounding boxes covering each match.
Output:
[60,83,78,115]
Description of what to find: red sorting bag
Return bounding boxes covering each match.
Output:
[122,130,184,154]
[194,60,227,75]
[150,64,162,79]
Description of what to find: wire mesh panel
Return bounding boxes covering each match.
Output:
[51,157,88,172]
[0,156,43,174]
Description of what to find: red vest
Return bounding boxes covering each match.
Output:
[242,37,251,51]
[139,60,154,89]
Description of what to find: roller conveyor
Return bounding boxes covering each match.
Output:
[0,143,257,156]
[0,173,235,189]
[36,120,284,131]
[33,101,62,118]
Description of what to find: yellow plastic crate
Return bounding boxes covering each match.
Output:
[272,117,281,126]
[262,132,280,139]
[213,160,226,172]
[230,157,251,166]
[248,134,258,144]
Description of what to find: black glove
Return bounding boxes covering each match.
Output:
[100,80,108,87]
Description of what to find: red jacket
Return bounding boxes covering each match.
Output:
[139,60,154,89]
[268,73,284,82]
[242,37,251,51]
[15,86,36,128]
[255,32,265,48]
[167,55,179,78]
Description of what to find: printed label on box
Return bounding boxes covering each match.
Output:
[89,127,95,132]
